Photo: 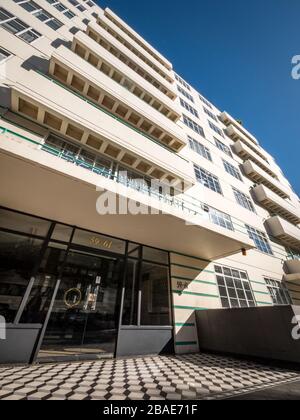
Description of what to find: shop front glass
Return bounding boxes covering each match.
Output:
[0,207,173,362]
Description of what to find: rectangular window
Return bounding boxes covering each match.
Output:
[175,74,191,91]
[194,164,222,195]
[183,115,205,137]
[0,7,42,43]
[203,205,234,231]
[14,0,63,30]
[215,265,256,308]
[180,98,199,118]
[45,0,76,19]
[233,187,255,212]
[199,94,213,109]
[123,245,171,327]
[214,137,233,158]
[208,120,224,137]
[246,225,273,255]
[265,278,292,306]
[223,160,243,181]
[188,136,212,161]
[203,106,218,122]
[177,85,194,103]
[0,47,12,63]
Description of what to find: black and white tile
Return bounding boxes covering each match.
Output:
[0,353,299,400]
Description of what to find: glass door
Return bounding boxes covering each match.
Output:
[39,248,124,360]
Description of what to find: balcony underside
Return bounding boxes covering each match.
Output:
[284,260,300,275]
[242,161,290,199]
[9,73,194,187]
[252,185,300,225]
[0,145,254,261]
[265,216,300,251]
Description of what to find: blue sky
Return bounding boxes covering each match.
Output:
[99,0,300,195]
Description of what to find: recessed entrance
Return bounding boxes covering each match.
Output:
[38,248,124,361]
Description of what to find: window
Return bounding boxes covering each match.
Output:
[188,136,212,162]
[223,160,243,181]
[180,98,199,118]
[265,278,292,306]
[233,187,255,212]
[203,205,234,231]
[194,164,223,194]
[208,120,224,138]
[215,265,256,308]
[199,94,213,109]
[177,85,194,103]
[0,47,12,63]
[0,7,42,43]
[183,115,205,137]
[215,138,233,158]
[45,0,76,19]
[13,1,63,30]
[246,225,273,255]
[203,106,218,122]
[175,74,190,91]
[123,245,171,327]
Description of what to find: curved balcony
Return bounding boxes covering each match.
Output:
[49,46,185,152]
[252,185,300,225]
[220,111,259,146]
[233,140,277,179]
[0,121,255,261]
[104,8,173,72]
[242,160,290,199]
[265,216,300,250]
[10,71,193,186]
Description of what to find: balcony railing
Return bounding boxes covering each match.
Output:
[0,124,252,239]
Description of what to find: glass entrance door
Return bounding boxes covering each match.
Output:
[39,248,124,360]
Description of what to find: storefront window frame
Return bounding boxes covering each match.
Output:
[0,206,174,361]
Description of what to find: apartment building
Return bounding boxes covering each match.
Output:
[0,0,300,364]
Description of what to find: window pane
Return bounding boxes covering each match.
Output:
[0,231,44,322]
[20,243,67,323]
[122,258,139,325]
[140,262,171,326]
[0,208,51,237]
[142,246,168,264]
[2,18,27,34]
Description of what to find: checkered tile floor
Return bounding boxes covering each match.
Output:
[0,353,299,400]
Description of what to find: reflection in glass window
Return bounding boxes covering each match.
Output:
[140,262,171,326]
[265,278,292,306]
[0,208,51,237]
[0,231,44,322]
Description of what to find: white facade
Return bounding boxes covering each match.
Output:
[0,0,300,356]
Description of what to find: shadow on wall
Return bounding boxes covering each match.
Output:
[51,38,72,49]
[171,258,214,354]
[21,55,49,73]
[195,305,300,364]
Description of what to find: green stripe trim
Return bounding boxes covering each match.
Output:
[172,276,216,285]
[175,341,198,346]
[173,305,209,311]
[173,290,219,299]
[175,323,195,327]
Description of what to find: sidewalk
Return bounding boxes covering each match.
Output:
[0,353,299,400]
